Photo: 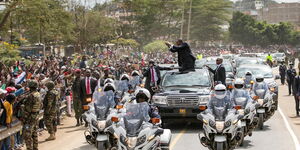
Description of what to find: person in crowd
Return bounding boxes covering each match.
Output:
[206,58,226,85]
[79,56,87,69]
[143,60,161,97]
[43,81,59,141]
[293,73,300,116]
[287,63,297,95]
[279,62,287,85]
[72,69,83,126]
[165,39,196,72]
[22,80,41,150]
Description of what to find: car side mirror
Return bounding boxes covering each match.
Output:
[275,75,280,80]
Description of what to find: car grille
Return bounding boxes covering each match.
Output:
[167,95,199,107]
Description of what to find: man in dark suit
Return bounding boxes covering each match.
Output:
[80,69,97,107]
[143,60,161,97]
[293,74,300,116]
[165,39,195,72]
[206,58,226,85]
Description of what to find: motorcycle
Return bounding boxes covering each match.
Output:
[233,98,259,146]
[197,106,243,150]
[253,89,275,130]
[107,102,172,150]
[82,90,119,150]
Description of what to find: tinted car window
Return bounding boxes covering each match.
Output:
[162,71,211,87]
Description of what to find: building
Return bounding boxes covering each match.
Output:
[258,3,300,29]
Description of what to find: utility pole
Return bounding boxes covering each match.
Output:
[187,0,192,42]
[180,0,185,39]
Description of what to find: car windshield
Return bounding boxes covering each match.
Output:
[195,60,206,68]
[274,53,284,57]
[162,70,211,87]
[206,63,233,72]
[236,66,273,78]
[237,59,263,66]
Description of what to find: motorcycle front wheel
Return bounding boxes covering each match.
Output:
[258,114,264,130]
[216,142,224,150]
[96,141,105,150]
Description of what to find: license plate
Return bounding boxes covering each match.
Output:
[179,109,186,114]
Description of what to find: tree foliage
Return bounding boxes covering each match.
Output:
[143,40,168,53]
[229,11,300,47]
[0,42,20,65]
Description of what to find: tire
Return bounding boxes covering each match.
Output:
[216,142,224,150]
[258,114,264,130]
[239,130,245,147]
[97,141,105,150]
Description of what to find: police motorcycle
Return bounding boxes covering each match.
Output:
[197,84,243,150]
[251,75,275,130]
[244,71,254,90]
[117,74,137,105]
[83,83,123,150]
[107,102,171,150]
[230,79,259,146]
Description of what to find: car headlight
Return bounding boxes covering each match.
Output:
[198,96,209,104]
[127,137,137,148]
[97,120,106,131]
[152,96,167,105]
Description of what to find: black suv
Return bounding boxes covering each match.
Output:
[152,69,212,124]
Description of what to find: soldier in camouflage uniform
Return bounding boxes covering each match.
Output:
[22,80,41,150]
[44,81,59,141]
[72,69,83,126]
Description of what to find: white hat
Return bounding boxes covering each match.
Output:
[0,89,7,94]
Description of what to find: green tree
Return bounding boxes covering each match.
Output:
[143,40,168,53]
[0,42,20,65]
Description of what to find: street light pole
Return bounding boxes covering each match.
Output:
[180,0,185,39]
[187,0,192,42]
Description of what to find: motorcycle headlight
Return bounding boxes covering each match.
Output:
[127,137,137,148]
[224,120,231,128]
[245,108,250,114]
[209,119,215,127]
[136,135,146,146]
[152,96,167,105]
[91,119,98,128]
[198,96,209,104]
[216,121,225,132]
[97,120,106,131]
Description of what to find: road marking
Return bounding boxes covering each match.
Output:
[278,107,300,150]
[170,128,187,150]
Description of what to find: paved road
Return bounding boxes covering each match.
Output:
[37,67,300,150]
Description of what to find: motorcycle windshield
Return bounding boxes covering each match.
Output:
[234,97,247,108]
[117,80,129,93]
[124,102,150,137]
[255,89,266,99]
[213,106,227,121]
[129,76,141,89]
[93,90,116,120]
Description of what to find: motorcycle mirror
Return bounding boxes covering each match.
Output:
[116,105,124,109]
[82,105,90,111]
[199,105,207,111]
[111,116,119,122]
[234,105,242,110]
[151,118,160,124]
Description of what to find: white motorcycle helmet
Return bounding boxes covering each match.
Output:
[103,83,116,92]
[104,78,114,85]
[234,78,244,89]
[255,74,264,83]
[134,88,151,103]
[131,70,140,77]
[214,84,227,99]
[120,74,130,81]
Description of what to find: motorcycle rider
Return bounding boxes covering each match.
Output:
[134,88,160,119]
[231,78,253,106]
[207,84,234,114]
[130,70,142,89]
[244,71,254,89]
[102,82,119,105]
[251,75,269,99]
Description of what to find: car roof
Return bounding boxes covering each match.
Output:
[237,64,271,69]
[164,68,209,74]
